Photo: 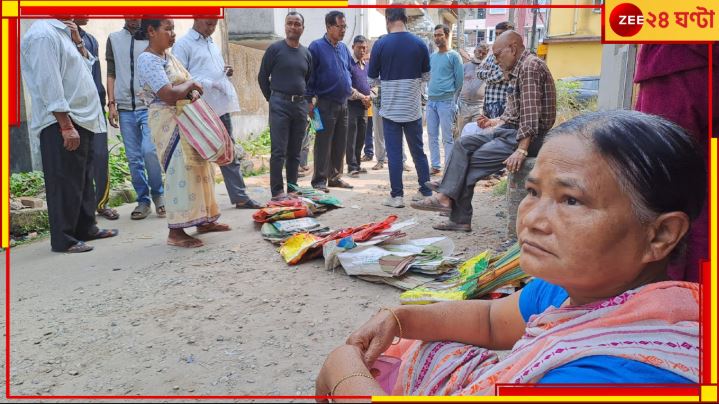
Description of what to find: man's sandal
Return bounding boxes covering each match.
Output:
[131,204,151,220]
[65,241,94,253]
[97,208,120,220]
[410,196,451,214]
[85,229,119,241]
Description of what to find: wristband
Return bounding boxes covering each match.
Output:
[516,148,528,157]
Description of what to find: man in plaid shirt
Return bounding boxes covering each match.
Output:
[477,21,513,118]
[411,31,556,232]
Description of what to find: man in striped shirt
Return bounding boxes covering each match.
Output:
[477,21,513,118]
[367,8,432,208]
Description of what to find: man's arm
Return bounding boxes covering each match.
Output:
[452,52,464,100]
[515,62,544,142]
[257,45,273,102]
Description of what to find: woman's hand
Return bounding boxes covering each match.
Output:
[189,80,204,96]
[345,309,400,368]
[189,90,201,102]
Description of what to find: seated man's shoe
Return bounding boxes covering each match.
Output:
[432,220,471,232]
[236,199,263,209]
[327,179,354,189]
[410,196,451,214]
[425,180,440,193]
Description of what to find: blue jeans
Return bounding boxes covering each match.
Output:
[426,99,455,169]
[382,117,431,198]
[119,109,164,206]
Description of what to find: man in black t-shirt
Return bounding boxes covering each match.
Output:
[258,12,313,200]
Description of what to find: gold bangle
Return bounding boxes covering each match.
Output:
[380,307,403,345]
[330,372,374,396]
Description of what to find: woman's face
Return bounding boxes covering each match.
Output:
[517,135,654,300]
[149,19,176,50]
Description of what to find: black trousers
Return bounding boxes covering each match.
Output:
[269,95,308,196]
[91,131,110,210]
[40,123,99,251]
[312,98,348,187]
[345,101,368,172]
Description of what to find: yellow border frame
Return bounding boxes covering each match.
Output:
[1,1,716,402]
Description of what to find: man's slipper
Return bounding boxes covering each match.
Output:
[410,196,451,214]
[432,221,471,232]
[86,229,119,241]
[197,222,231,233]
[97,208,120,220]
[235,199,263,209]
[167,238,204,248]
[131,204,151,220]
[65,241,94,253]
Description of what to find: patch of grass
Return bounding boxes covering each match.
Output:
[10,171,45,197]
[492,178,508,197]
[243,165,269,177]
[108,145,131,188]
[554,80,598,125]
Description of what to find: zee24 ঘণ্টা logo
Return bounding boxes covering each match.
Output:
[608,2,716,38]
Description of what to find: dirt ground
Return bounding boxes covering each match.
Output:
[1,158,509,401]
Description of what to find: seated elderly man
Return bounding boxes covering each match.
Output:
[411,30,556,232]
[315,110,704,396]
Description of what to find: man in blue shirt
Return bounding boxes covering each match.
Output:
[427,24,463,176]
[307,10,354,192]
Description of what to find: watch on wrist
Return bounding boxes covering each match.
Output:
[75,41,84,49]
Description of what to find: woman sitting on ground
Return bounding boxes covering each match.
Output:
[136,18,231,248]
[315,110,705,398]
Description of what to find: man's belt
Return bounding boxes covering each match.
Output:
[272,91,306,103]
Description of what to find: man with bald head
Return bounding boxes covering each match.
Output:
[411,30,556,232]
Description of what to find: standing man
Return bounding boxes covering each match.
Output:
[426,24,463,176]
[477,21,513,118]
[174,18,261,208]
[345,35,371,178]
[455,42,489,138]
[368,8,432,208]
[257,12,313,200]
[307,10,353,192]
[75,17,119,220]
[106,18,165,220]
[411,31,556,232]
[21,19,118,253]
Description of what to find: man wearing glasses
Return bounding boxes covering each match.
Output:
[306,10,354,192]
[411,31,556,233]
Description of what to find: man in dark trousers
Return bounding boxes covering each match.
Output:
[411,31,556,232]
[306,10,353,192]
[21,19,118,253]
[345,35,371,177]
[258,11,313,200]
[75,17,119,221]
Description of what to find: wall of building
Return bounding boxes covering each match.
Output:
[546,1,602,38]
[544,41,602,79]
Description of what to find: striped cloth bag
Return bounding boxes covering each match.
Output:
[174,98,235,166]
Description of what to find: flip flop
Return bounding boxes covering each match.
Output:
[167,238,204,248]
[65,241,94,253]
[432,221,472,232]
[196,222,231,233]
[86,229,119,241]
[131,204,151,220]
[410,196,451,214]
[97,208,120,220]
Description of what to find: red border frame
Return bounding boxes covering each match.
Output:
[3,2,714,401]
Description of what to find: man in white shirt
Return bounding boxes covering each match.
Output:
[173,18,261,209]
[20,19,118,253]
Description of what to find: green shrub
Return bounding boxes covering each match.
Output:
[555,80,598,124]
[108,145,131,188]
[240,127,272,156]
[492,178,508,197]
[10,171,45,197]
